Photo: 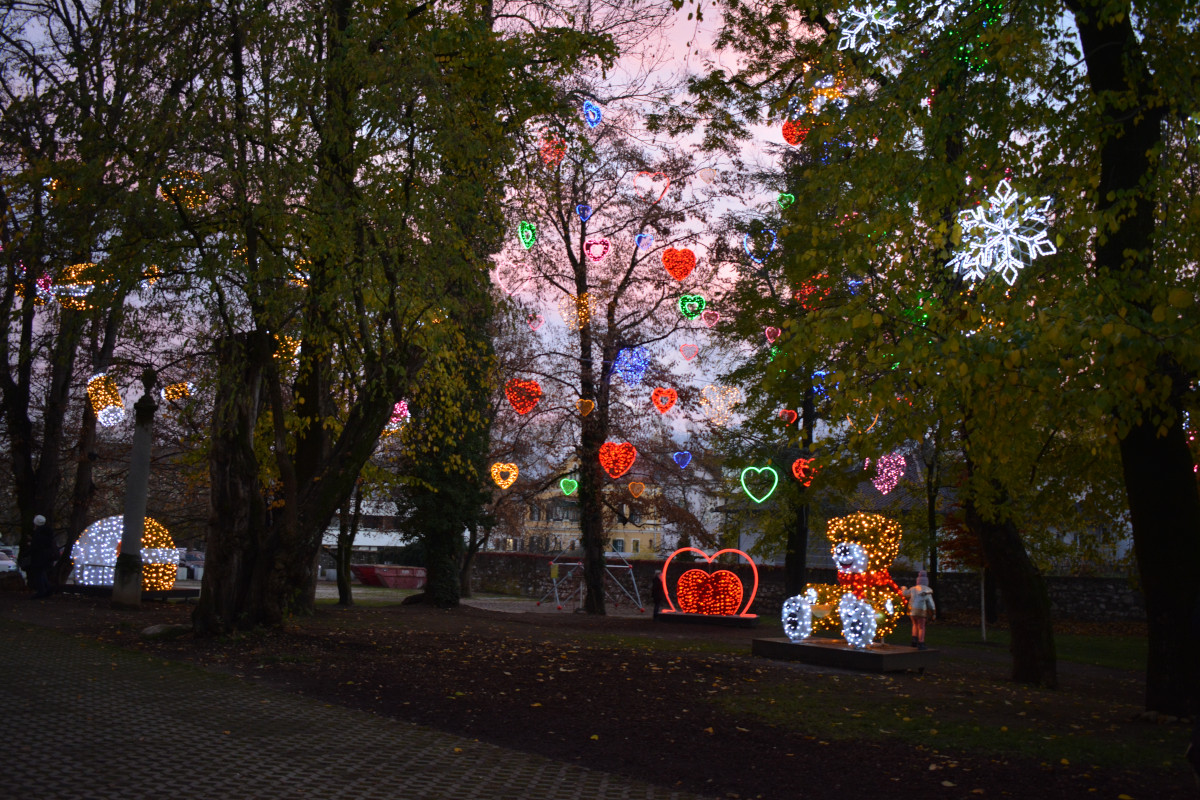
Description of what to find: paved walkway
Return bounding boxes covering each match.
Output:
[0,617,710,800]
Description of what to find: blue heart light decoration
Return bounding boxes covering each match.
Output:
[743,229,777,263]
[612,346,649,385]
[583,100,603,128]
[635,233,654,250]
[577,204,592,222]
[673,451,692,469]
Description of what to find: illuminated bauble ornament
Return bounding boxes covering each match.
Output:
[782,119,811,146]
[782,587,818,642]
[869,451,906,494]
[634,171,671,204]
[661,547,759,618]
[55,262,100,310]
[740,466,779,503]
[383,400,410,435]
[584,238,611,261]
[612,346,649,385]
[87,373,125,427]
[559,291,599,330]
[777,193,795,210]
[598,441,637,479]
[14,262,54,305]
[700,384,742,425]
[582,100,603,128]
[628,482,645,498]
[837,1,899,54]
[141,264,160,289]
[764,326,781,344]
[673,451,692,469]
[504,378,543,415]
[778,408,798,425]
[528,312,544,331]
[72,515,178,590]
[635,233,655,250]
[948,180,1057,286]
[496,262,532,295]
[651,387,677,413]
[518,221,537,249]
[490,462,518,489]
[701,309,719,327]
[540,135,566,167]
[792,457,819,487]
[697,168,717,184]
[839,591,877,649]
[160,382,194,402]
[158,169,209,209]
[678,293,706,320]
[679,344,699,361]
[743,230,777,263]
[575,399,594,416]
[560,478,578,496]
[661,248,696,281]
[577,204,593,222]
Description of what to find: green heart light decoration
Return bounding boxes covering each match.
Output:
[518,221,537,249]
[678,293,707,320]
[777,193,795,210]
[560,478,578,496]
[740,466,779,503]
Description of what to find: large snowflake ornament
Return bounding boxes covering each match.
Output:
[837,2,899,53]
[948,181,1056,286]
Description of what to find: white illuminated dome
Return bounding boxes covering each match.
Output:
[72,516,179,590]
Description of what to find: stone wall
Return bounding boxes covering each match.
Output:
[468,552,1145,622]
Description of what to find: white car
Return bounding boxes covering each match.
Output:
[0,554,18,573]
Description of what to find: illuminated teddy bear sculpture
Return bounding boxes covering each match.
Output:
[781,511,905,648]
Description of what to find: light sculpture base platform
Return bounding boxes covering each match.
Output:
[656,611,759,628]
[752,636,938,672]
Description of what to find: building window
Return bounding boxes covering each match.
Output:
[611,539,625,552]
[530,506,540,522]
[630,508,642,525]
[504,537,515,551]
[632,540,640,554]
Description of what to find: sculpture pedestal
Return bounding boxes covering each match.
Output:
[656,611,758,628]
[752,637,938,672]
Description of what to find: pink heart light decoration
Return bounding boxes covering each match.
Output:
[584,238,610,261]
[871,452,907,495]
[634,171,671,204]
[679,344,699,361]
[495,263,532,295]
[528,313,544,331]
[764,326,781,344]
[701,309,719,328]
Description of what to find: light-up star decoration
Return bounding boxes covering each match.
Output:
[948,180,1057,286]
[837,2,898,53]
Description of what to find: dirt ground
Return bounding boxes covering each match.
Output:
[2,589,1195,800]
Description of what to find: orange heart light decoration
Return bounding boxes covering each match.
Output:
[697,167,717,184]
[559,291,598,331]
[660,547,759,618]
[634,171,671,204]
[576,399,594,416]
[651,387,677,413]
[584,238,610,261]
[779,408,798,425]
[598,441,637,479]
[490,462,518,490]
[661,248,696,281]
[628,482,646,498]
[505,378,543,415]
[700,384,743,426]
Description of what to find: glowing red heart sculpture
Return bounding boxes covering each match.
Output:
[540,136,566,166]
[782,119,810,146]
[677,570,744,615]
[598,441,637,479]
[505,379,543,415]
[661,248,696,281]
[651,387,677,413]
[792,457,819,487]
[778,408,798,425]
[660,547,758,618]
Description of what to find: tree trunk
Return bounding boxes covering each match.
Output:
[423,515,462,608]
[335,490,360,606]
[784,382,816,595]
[579,417,607,614]
[964,495,1056,687]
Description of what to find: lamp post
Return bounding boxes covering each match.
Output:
[112,367,157,608]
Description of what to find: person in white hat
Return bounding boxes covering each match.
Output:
[28,514,58,598]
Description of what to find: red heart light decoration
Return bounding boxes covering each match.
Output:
[540,135,566,167]
[677,570,744,615]
[792,457,819,487]
[584,238,610,261]
[634,171,671,204]
[651,387,677,413]
[782,119,811,146]
[765,326,781,344]
[701,309,719,327]
[505,378,543,415]
[598,441,637,479]
[660,547,758,618]
[679,344,699,361]
[779,408,798,425]
[628,481,645,498]
[661,248,696,281]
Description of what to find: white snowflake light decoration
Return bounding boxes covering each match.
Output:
[837,2,898,54]
[949,181,1057,286]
